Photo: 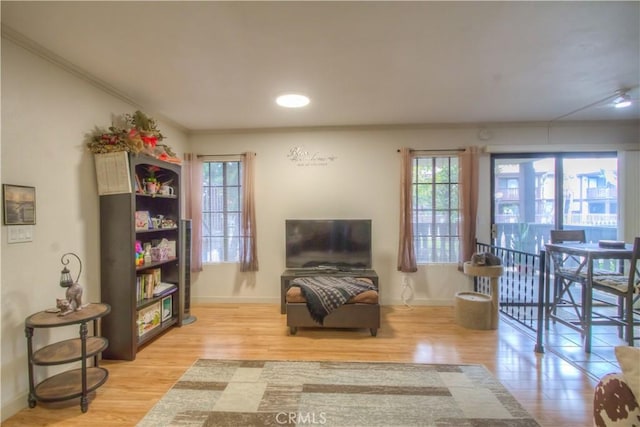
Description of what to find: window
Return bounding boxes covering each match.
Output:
[498,178,519,189]
[491,153,618,253]
[201,161,242,263]
[412,156,459,263]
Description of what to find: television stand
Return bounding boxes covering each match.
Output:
[280,269,378,314]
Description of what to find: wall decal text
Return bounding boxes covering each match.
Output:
[287,146,337,167]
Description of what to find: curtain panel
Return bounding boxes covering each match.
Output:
[183,153,203,272]
[240,152,259,272]
[397,147,418,272]
[458,146,479,269]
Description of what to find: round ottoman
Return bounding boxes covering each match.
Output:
[454,291,493,330]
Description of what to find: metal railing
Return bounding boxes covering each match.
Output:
[474,242,546,352]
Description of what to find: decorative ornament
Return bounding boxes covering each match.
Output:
[86,110,181,164]
[56,252,84,316]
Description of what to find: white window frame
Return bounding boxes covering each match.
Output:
[412,155,460,263]
[201,160,243,263]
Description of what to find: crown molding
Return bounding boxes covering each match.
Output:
[1,24,188,134]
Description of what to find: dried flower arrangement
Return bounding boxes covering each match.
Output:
[86,110,180,164]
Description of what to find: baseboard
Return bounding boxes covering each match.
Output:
[2,391,27,422]
[192,297,453,307]
[192,296,280,304]
[388,298,454,306]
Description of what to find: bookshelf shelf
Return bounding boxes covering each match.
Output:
[135,227,178,234]
[136,286,178,310]
[136,193,178,200]
[135,257,177,271]
[137,317,177,346]
[99,153,183,361]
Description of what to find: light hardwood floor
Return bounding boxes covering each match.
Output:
[3,304,598,426]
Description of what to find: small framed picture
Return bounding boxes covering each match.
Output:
[161,295,172,322]
[3,184,36,225]
[135,211,150,230]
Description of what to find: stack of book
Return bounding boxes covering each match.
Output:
[136,268,177,302]
[136,268,161,302]
[153,282,177,297]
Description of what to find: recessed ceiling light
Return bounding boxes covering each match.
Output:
[613,92,632,109]
[276,93,310,108]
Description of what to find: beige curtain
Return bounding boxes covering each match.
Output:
[183,153,203,272]
[397,147,417,272]
[240,152,259,272]
[458,146,479,269]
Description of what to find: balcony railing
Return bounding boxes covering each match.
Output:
[495,188,519,200]
[475,242,543,345]
[565,213,617,226]
[586,187,616,199]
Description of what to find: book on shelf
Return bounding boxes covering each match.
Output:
[137,301,161,337]
[153,282,177,297]
[161,295,173,322]
[136,268,163,302]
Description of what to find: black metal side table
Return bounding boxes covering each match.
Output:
[25,302,111,412]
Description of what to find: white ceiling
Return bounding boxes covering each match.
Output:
[2,1,639,132]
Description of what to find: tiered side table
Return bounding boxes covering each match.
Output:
[25,302,111,412]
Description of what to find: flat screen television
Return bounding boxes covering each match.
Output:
[285,219,372,270]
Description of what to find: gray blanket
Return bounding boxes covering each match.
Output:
[290,276,376,325]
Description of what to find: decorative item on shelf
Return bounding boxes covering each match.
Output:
[135,211,151,230]
[159,185,174,196]
[85,110,181,164]
[161,217,176,229]
[144,165,161,195]
[145,181,158,195]
[135,241,145,266]
[57,252,84,316]
[151,239,172,262]
[143,243,152,264]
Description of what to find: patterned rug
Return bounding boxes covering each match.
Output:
[137,359,540,427]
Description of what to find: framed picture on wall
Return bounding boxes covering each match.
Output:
[3,184,36,225]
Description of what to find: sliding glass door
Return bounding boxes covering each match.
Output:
[491,153,618,252]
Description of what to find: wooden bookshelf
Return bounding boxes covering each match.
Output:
[99,154,183,360]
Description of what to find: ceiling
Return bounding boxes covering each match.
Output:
[2,1,639,132]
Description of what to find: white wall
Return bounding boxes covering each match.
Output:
[188,122,639,308]
[620,150,640,241]
[189,128,477,308]
[0,40,188,420]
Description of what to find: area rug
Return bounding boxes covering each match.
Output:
[137,359,540,427]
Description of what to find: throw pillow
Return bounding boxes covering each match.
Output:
[615,346,640,401]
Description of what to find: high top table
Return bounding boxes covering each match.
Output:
[544,242,633,353]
